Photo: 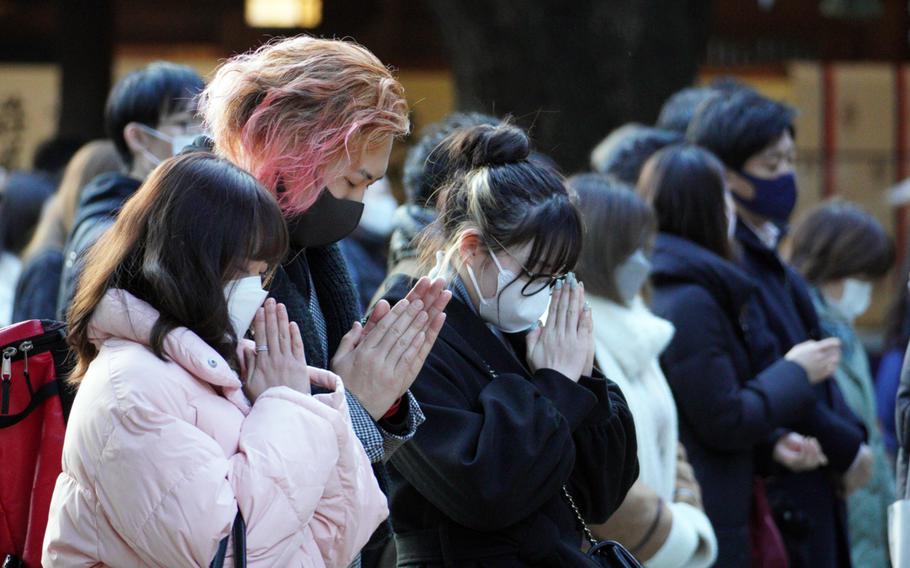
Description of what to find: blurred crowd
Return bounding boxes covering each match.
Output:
[1,34,909,568]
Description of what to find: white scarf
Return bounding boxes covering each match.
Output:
[589,295,678,500]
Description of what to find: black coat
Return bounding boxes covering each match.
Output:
[650,233,817,568]
[268,244,362,369]
[339,228,389,312]
[734,222,866,568]
[381,276,638,567]
[269,244,433,568]
[56,171,141,320]
[897,342,910,500]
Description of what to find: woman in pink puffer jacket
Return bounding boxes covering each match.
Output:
[42,153,388,567]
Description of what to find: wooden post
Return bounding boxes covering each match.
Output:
[57,0,112,140]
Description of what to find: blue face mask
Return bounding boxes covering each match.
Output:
[734,171,798,224]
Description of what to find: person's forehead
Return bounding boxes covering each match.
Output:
[504,242,534,265]
[765,131,794,153]
[352,137,393,178]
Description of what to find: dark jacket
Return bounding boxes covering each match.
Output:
[56,171,141,320]
[13,248,64,322]
[734,221,866,568]
[268,244,424,568]
[895,334,910,504]
[339,227,389,311]
[650,233,816,568]
[381,275,638,567]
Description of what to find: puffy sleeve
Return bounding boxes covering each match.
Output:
[91,385,387,567]
[565,373,640,524]
[659,286,816,452]
[391,348,598,531]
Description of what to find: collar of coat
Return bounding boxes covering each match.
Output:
[269,243,362,368]
[588,295,674,381]
[651,232,757,320]
[87,289,251,413]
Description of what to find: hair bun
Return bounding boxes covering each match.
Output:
[444,123,530,169]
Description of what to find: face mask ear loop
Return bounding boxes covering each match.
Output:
[464,262,493,306]
[139,147,162,168]
[487,247,506,273]
[465,239,503,306]
[486,245,527,327]
[136,123,174,145]
[134,124,172,167]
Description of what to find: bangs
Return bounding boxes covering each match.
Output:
[516,195,582,275]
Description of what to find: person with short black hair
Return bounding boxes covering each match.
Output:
[57,61,205,319]
[642,144,838,568]
[690,89,869,568]
[790,201,896,568]
[590,123,682,186]
[655,87,718,135]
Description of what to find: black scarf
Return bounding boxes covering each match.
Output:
[268,243,362,368]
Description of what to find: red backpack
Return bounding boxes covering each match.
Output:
[0,320,73,568]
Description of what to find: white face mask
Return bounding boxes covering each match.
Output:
[829,278,872,322]
[359,178,398,236]
[137,124,199,165]
[224,275,269,340]
[614,249,651,304]
[465,248,551,333]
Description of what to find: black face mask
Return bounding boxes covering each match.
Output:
[285,188,365,249]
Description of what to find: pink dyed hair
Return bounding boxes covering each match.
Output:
[199,35,410,215]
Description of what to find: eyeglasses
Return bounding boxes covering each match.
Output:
[486,237,566,297]
[519,270,563,297]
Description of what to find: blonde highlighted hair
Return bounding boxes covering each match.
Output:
[200,35,410,215]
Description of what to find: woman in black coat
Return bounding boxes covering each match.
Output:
[383,123,638,567]
[640,145,842,568]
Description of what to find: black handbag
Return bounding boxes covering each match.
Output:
[210,510,246,568]
[562,486,642,568]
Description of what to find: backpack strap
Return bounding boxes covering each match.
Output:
[0,381,58,429]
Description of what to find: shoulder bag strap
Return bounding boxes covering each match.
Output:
[210,510,246,568]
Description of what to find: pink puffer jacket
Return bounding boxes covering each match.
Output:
[42,290,388,567]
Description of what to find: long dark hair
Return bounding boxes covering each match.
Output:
[637,144,732,260]
[420,123,582,283]
[68,152,288,382]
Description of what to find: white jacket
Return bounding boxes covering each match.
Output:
[590,295,717,568]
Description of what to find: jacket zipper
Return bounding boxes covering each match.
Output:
[1,346,16,414]
[20,340,34,395]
